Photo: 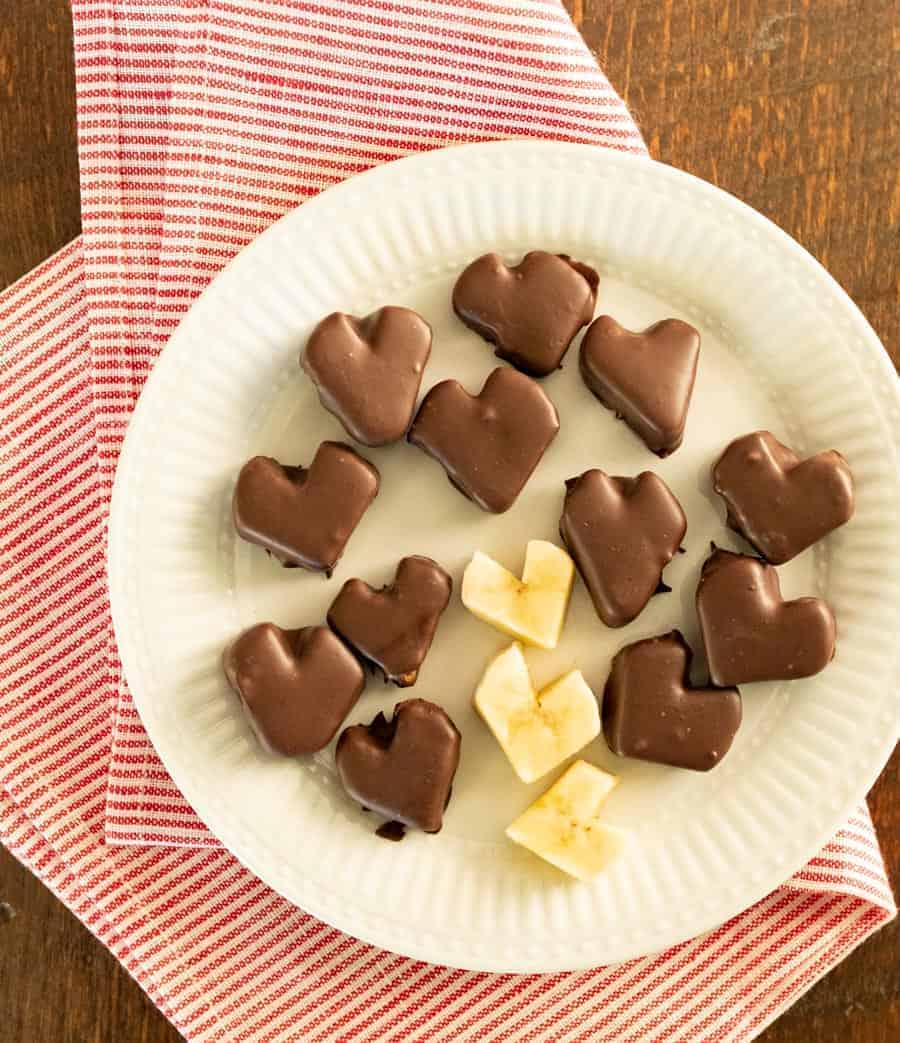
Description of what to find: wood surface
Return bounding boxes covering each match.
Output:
[0,0,897,1040]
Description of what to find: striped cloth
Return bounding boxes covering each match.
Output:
[0,2,894,1040]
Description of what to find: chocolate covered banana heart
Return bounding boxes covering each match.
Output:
[408,366,559,513]
[452,250,599,377]
[336,699,461,834]
[223,623,365,755]
[713,430,854,564]
[301,307,432,446]
[579,316,700,456]
[696,548,836,686]
[233,441,379,574]
[327,555,452,687]
[560,469,687,628]
[603,631,742,772]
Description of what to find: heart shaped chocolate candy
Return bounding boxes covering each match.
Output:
[560,469,687,627]
[223,623,365,755]
[579,316,700,456]
[603,631,742,771]
[713,430,854,564]
[696,548,836,686]
[336,699,461,833]
[408,367,559,513]
[327,555,452,687]
[452,251,599,377]
[301,307,432,446]
[233,441,379,573]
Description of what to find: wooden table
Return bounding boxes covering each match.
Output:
[1,1,897,1039]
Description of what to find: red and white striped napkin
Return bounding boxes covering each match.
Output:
[1,2,894,1040]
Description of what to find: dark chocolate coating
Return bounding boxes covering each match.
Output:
[560,469,687,628]
[603,631,742,771]
[579,316,700,456]
[375,821,406,842]
[713,430,854,564]
[336,699,461,833]
[328,555,452,687]
[301,307,432,446]
[696,548,837,686]
[233,441,379,573]
[223,623,365,755]
[452,251,599,377]
[407,367,559,513]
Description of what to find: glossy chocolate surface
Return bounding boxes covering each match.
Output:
[336,699,461,833]
[560,469,687,627]
[713,430,854,564]
[223,623,365,755]
[603,630,742,771]
[301,307,432,446]
[696,548,837,685]
[579,316,700,456]
[452,251,598,377]
[328,555,452,686]
[408,367,559,513]
[232,441,379,573]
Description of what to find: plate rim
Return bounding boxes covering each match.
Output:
[108,140,900,972]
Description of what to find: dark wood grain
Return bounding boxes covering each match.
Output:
[0,845,183,1043]
[1,1,896,1040]
[571,0,899,370]
[0,0,81,287]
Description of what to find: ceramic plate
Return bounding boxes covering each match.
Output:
[108,141,900,972]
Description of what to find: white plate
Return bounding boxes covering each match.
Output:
[109,141,900,972]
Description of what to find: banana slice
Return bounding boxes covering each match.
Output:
[506,760,623,881]
[461,540,575,650]
[474,642,600,783]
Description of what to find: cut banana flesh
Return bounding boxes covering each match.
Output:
[506,760,623,881]
[474,642,600,783]
[461,540,575,650]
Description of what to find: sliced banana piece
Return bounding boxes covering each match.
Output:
[474,642,600,783]
[461,540,575,650]
[506,760,624,881]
